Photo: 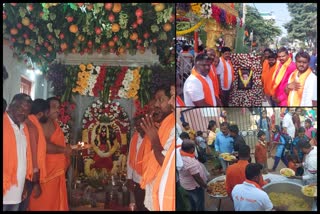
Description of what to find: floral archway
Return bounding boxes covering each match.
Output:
[3,3,175,72]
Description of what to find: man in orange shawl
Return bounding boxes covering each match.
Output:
[261,52,277,106]
[183,53,217,106]
[285,51,317,106]
[216,47,235,106]
[126,114,149,211]
[152,82,177,211]
[140,84,175,211]
[28,97,72,211]
[271,47,296,106]
[3,93,33,211]
[19,99,49,211]
[206,48,223,106]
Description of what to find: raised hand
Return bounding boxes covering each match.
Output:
[140,113,160,145]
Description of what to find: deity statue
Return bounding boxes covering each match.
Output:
[83,122,128,177]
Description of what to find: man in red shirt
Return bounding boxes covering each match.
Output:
[226,144,270,196]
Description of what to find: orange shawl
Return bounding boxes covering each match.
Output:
[42,120,67,183]
[287,68,312,106]
[28,115,47,182]
[176,95,185,107]
[271,58,292,95]
[180,150,196,158]
[128,132,147,176]
[191,68,215,106]
[152,139,175,211]
[210,65,220,97]
[221,57,235,89]
[262,61,277,96]
[140,113,175,189]
[3,113,33,195]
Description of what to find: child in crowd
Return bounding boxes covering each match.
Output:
[254,130,268,174]
[286,154,300,176]
[182,122,196,140]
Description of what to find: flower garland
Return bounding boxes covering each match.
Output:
[176,18,207,36]
[229,53,264,106]
[118,67,141,99]
[58,101,76,144]
[92,66,107,97]
[72,64,91,95]
[238,69,253,88]
[200,3,212,19]
[82,100,130,133]
[109,67,128,100]
[190,3,202,15]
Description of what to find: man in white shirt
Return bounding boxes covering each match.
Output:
[285,51,317,106]
[288,139,317,185]
[282,108,295,139]
[216,47,234,106]
[232,163,286,211]
[183,53,217,106]
[3,94,33,211]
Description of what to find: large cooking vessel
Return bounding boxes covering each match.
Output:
[263,181,315,211]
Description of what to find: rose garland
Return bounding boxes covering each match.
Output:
[238,69,253,88]
[176,18,207,36]
[58,101,76,144]
[110,67,128,100]
[92,66,107,97]
[230,53,263,106]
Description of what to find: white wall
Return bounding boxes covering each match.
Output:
[3,40,48,104]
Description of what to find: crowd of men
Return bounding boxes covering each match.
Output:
[177,45,317,107]
[175,107,317,211]
[3,61,177,211]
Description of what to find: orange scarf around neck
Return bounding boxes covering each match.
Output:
[140,113,175,189]
[128,132,147,176]
[210,65,220,97]
[244,179,263,190]
[176,95,185,107]
[288,68,312,106]
[152,140,175,211]
[261,60,269,85]
[28,115,47,182]
[263,62,277,96]
[3,113,33,195]
[221,57,235,89]
[191,68,215,106]
[180,150,195,158]
[271,58,292,94]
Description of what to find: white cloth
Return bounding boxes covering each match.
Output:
[282,113,295,139]
[302,146,317,185]
[176,123,182,139]
[126,133,143,183]
[145,126,174,211]
[216,57,233,90]
[176,137,183,171]
[232,181,273,211]
[183,73,216,106]
[288,71,317,106]
[3,116,27,204]
[158,145,175,211]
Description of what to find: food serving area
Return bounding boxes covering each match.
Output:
[204,157,317,211]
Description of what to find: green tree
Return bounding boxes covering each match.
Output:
[243,5,281,49]
[284,3,317,49]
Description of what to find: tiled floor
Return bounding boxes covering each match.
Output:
[204,155,286,211]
